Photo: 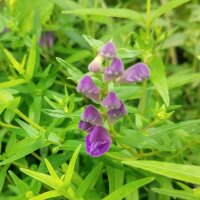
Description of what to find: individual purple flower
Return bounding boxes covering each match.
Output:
[76,75,100,103]
[99,42,116,59]
[119,62,150,83]
[39,32,54,48]
[85,126,111,157]
[88,55,102,73]
[81,105,103,125]
[102,92,121,110]
[78,105,103,133]
[103,58,124,82]
[107,101,127,122]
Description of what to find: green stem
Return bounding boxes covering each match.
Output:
[140,80,147,115]
[146,0,151,34]
[14,109,44,131]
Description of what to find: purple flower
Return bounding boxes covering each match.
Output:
[81,105,103,125]
[102,92,121,110]
[78,120,96,132]
[107,101,127,122]
[85,126,111,157]
[99,42,116,59]
[88,56,102,73]
[119,63,150,83]
[78,105,103,133]
[76,75,100,103]
[39,32,54,48]
[103,58,124,82]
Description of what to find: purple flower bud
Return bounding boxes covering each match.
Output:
[102,92,121,110]
[78,120,96,132]
[88,56,102,73]
[85,126,111,157]
[119,63,150,83]
[99,42,116,59]
[39,32,54,48]
[76,75,100,103]
[107,101,127,122]
[103,58,124,82]
[81,105,103,125]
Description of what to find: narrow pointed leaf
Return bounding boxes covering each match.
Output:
[103,177,154,200]
[123,160,200,185]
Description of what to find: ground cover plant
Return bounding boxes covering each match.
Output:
[0,0,200,199]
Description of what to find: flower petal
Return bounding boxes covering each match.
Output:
[85,126,111,157]
[99,42,116,59]
[107,101,127,122]
[102,92,121,110]
[76,75,100,102]
[82,105,103,125]
[103,58,124,81]
[120,62,150,83]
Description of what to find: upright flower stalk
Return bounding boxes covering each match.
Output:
[76,41,150,157]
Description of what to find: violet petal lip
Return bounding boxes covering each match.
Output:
[102,92,121,110]
[103,57,124,81]
[78,120,96,133]
[76,75,100,102]
[81,105,103,126]
[107,101,127,122]
[99,42,116,59]
[119,62,150,83]
[85,126,111,157]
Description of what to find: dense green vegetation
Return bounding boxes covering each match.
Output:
[0,0,200,199]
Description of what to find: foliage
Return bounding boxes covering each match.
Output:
[0,0,200,199]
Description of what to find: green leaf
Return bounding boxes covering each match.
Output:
[103,177,155,200]
[63,144,81,190]
[20,168,56,189]
[123,160,200,185]
[0,138,49,166]
[76,163,103,198]
[26,36,37,81]
[15,119,38,137]
[152,0,191,21]
[29,190,61,200]
[0,164,10,192]
[152,187,200,200]
[56,57,84,82]
[62,8,143,22]
[82,35,104,50]
[9,171,30,194]
[44,159,62,186]
[149,57,169,106]
[107,166,124,193]
[4,49,24,74]
[0,79,26,89]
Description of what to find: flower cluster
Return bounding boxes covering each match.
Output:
[77,42,150,157]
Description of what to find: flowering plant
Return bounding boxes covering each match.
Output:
[77,42,150,157]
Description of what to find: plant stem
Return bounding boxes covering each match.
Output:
[146,0,151,34]
[14,109,44,131]
[140,80,147,115]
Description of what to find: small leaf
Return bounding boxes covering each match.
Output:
[26,36,37,81]
[0,164,10,192]
[30,190,61,200]
[0,79,26,89]
[4,49,24,74]
[149,57,169,106]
